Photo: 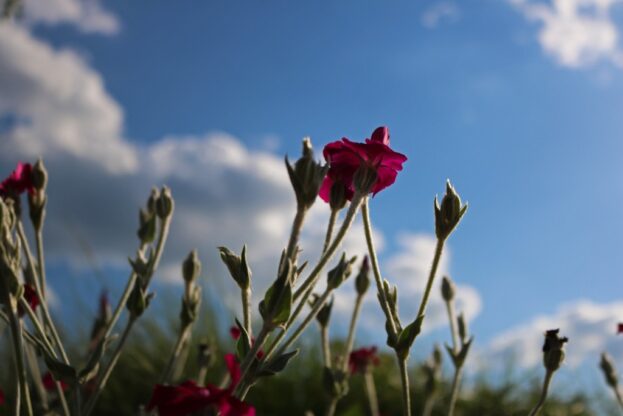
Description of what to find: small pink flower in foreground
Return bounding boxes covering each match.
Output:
[0,388,4,405]
[319,126,407,202]
[147,353,254,416]
[618,323,623,334]
[0,162,34,198]
[349,346,381,375]
[42,372,68,392]
[17,284,40,317]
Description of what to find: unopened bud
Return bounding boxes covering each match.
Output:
[434,180,467,240]
[285,138,329,210]
[327,253,357,290]
[441,276,455,302]
[218,246,251,289]
[329,180,348,212]
[355,256,370,296]
[146,187,160,215]
[182,250,201,284]
[137,209,156,245]
[126,280,153,319]
[31,159,48,191]
[600,352,618,388]
[28,193,46,231]
[156,186,174,219]
[457,313,468,343]
[542,329,568,372]
[180,285,202,327]
[353,163,378,196]
[314,294,333,328]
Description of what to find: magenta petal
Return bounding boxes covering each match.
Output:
[318,176,334,202]
[371,165,399,195]
[369,126,390,145]
[224,353,241,388]
[147,381,214,416]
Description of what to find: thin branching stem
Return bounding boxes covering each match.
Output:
[35,229,46,298]
[364,371,380,416]
[161,324,192,384]
[321,326,331,368]
[416,238,445,320]
[286,206,307,263]
[241,288,252,337]
[528,370,553,416]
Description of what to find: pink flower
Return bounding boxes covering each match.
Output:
[319,126,407,202]
[42,372,68,392]
[17,284,40,318]
[147,353,254,416]
[618,323,623,334]
[0,162,34,198]
[0,388,4,405]
[349,346,381,375]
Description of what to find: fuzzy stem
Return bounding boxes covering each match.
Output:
[34,229,46,299]
[321,325,332,368]
[9,307,33,416]
[361,198,397,337]
[16,221,69,364]
[241,288,252,337]
[341,294,363,373]
[445,298,461,416]
[364,371,380,416]
[322,209,338,255]
[286,206,307,263]
[398,357,412,416]
[448,367,463,416]
[161,324,192,384]
[528,370,553,416]
[613,386,623,411]
[83,318,135,416]
[416,238,445,320]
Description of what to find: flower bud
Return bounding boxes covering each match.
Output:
[313,294,333,328]
[31,159,48,191]
[28,192,46,231]
[180,285,202,327]
[329,180,348,212]
[146,187,160,216]
[182,250,201,284]
[285,138,329,210]
[600,352,618,388]
[126,280,154,319]
[218,245,251,290]
[423,345,443,396]
[457,312,468,343]
[434,180,467,240]
[156,186,174,219]
[355,256,370,296]
[259,252,293,328]
[542,329,568,372]
[129,251,150,278]
[441,276,455,302]
[327,253,357,290]
[137,209,156,245]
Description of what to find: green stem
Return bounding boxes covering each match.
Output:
[9,307,33,416]
[341,294,363,373]
[234,326,270,396]
[364,371,380,416]
[161,324,192,384]
[361,199,397,337]
[35,229,46,299]
[325,398,338,416]
[83,318,135,416]
[321,325,332,368]
[398,358,412,416]
[613,385,623,411]
[528,370,553,416]
[416,238,445,320]
[445,300,459,352]
[24,343,48,411]
[447,366,463,416]
[286,206,307,264]
[241,288,252,337]
[322,209,338,255]
[16,221,69,364]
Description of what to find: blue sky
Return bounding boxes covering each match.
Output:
[2,0,623,380]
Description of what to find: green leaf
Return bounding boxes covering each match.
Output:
[235,318,252,361]
[396,314,425,354]
[258,349,299,377]
[43,354,77,387]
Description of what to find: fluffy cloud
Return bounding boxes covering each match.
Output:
[21,0,119,34]
[511,0,623,68]
[478,300,623,371]
[421,2,460,29]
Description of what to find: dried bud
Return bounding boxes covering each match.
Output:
[156,186,174,219]
[31,159,48,191]
[542,329,568,372]
[285,138,329,210]
[218,245,251,289]
[329,180,348,212]
[355,256,370,296]
[441,276,455,302]
[182,250,201,284]
[327,253,357,290]
[600,352,618,388]
[137,209,156,245]
[313,295,333,328]
[434,180,467,241]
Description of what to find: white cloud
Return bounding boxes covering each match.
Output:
[478,300,623,371]
[421,2,460,29]
[22,0,120,34]
[511,0,623,68]
[0,24,137,174]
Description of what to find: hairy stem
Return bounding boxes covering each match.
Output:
[286,206,307,263]
[161,324,192,384]
[321,326,332,368]
[398,357,412,416]
[528,370,553,416]
[364,371,380,416]
[416,238,445,320]
[448,366,463,416]
[241,288,252,337]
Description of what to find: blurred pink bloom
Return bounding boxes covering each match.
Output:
[0,388,4,405]
[42,372,68,392]
[147,353,254,416]
[349,346,381,375]
[0,162,34,198]
[618,323,623,334]
[319,126,407,202]
[17,284,40,318]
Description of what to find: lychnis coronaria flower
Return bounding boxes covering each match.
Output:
[319,126,407,203]
[147,354,254,416]
[348,346,381,375]
[0,162,35,199]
